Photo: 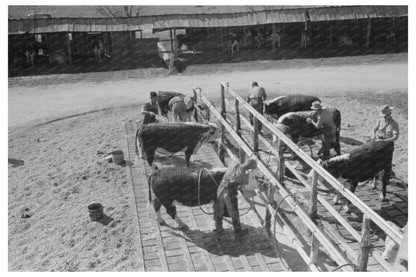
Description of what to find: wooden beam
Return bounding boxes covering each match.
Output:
[222,82,403,245]
[356,215,371,271]
[200,93,353,271]
[309,170,319,265]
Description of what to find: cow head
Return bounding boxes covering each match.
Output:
[184,95,194,111]
[272,123,291,144]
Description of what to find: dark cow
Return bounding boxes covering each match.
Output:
[136,122,219,167]
[312,140,394,212]
[149,167,227,230]
[157,91,185,117]
[274,109,341,157]
[264,95,321,120]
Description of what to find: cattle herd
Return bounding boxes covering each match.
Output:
[135,89,403,263]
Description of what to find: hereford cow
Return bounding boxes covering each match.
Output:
[148,166,260,230]
[264,95,321,120]
[273,109,341,157]
[149,167,226,230]
[136,122,219,167]
[312,140,394,212]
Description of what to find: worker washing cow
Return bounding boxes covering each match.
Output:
[147,158,258,235]
[157,91,195,121]
[273,107,341,159]
[136,122,219,168]
[309,140,394,213]
[264,94,321,121]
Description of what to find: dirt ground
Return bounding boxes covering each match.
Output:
[8,53,408,271]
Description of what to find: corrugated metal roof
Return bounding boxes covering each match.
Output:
[8,5,317,19]
[308,5,407,21]
[8,5,408,34]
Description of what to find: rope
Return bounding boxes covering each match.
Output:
[331,263,355,272]
[197,168,252,216]
[272,194,293,271]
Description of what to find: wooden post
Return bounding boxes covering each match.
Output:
[253,117,259,154]
[277,139,285,185]
[219,84,226,164]
[234,98,245,163]
[309,170,319,264]
[356,215,371,271]
[193,88,198,122]
[67,32,72,64]
[366,18,372,49]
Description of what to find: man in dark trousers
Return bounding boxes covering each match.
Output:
[213,158,257,237]
[141,91,160,124]
[246,82,267,133]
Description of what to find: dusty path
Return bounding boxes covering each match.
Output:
[8,53,407,129]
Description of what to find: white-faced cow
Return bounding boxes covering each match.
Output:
[136,122,219,167]
[311,140,394,212]
[168,95,194,122]
[264,95,321,120]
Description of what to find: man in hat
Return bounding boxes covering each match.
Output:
[246,82,267,133]
[372,105,399,142]
[306,101,338,160]
[141,91,160,124]
[213,158,258,236]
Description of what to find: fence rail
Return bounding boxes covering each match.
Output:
[192,82,405,271]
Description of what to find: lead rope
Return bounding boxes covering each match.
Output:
[197,168,252,216]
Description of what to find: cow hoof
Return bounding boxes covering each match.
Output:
[158,220,167,226]
[380,197,389,203]
[178,224,189,231]
[213,228,224,236]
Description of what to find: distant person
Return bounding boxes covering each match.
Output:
[91,39,101,62]
[141,91,160,124]
[24,43,36,67]
[246,82,267,133]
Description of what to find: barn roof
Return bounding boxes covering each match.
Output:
[8,5,408,34]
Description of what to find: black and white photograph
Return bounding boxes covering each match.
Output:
[6,1,410,272]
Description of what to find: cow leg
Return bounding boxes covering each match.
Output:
[165,203,188,230]
[153,198,166,226]
[341,181,358,213]
[184,149,193,167]
[145,150,155,167]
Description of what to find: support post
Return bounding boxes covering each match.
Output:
[253,117,259,154]
[277,138,285,185]
[366,18,372,49]
[219,84,226,164]
[356,215,371,271]
[193,88,198,122]
[309,170,319,264]
[234,98,245,164]
[66,32,72,64]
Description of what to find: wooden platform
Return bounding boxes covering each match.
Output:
[123,120,304,272]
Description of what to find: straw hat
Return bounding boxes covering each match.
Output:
[310,101,323,110]
[380,105,393,116]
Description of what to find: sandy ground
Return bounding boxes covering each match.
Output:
[8,53,408,271]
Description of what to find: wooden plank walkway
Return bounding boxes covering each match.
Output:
[123,120,303,271]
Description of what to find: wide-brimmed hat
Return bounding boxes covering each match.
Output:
[381,105,393,116]
[243,158,257,170]
[311,101,323,110]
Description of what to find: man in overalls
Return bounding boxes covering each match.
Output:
[141,91,160,124]
[246,82,267,133]
[213,158,257,237]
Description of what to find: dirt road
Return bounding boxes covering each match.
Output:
[8,53,407,129]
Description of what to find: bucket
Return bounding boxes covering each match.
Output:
[111,150,124,165]
[88,203,104,221]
